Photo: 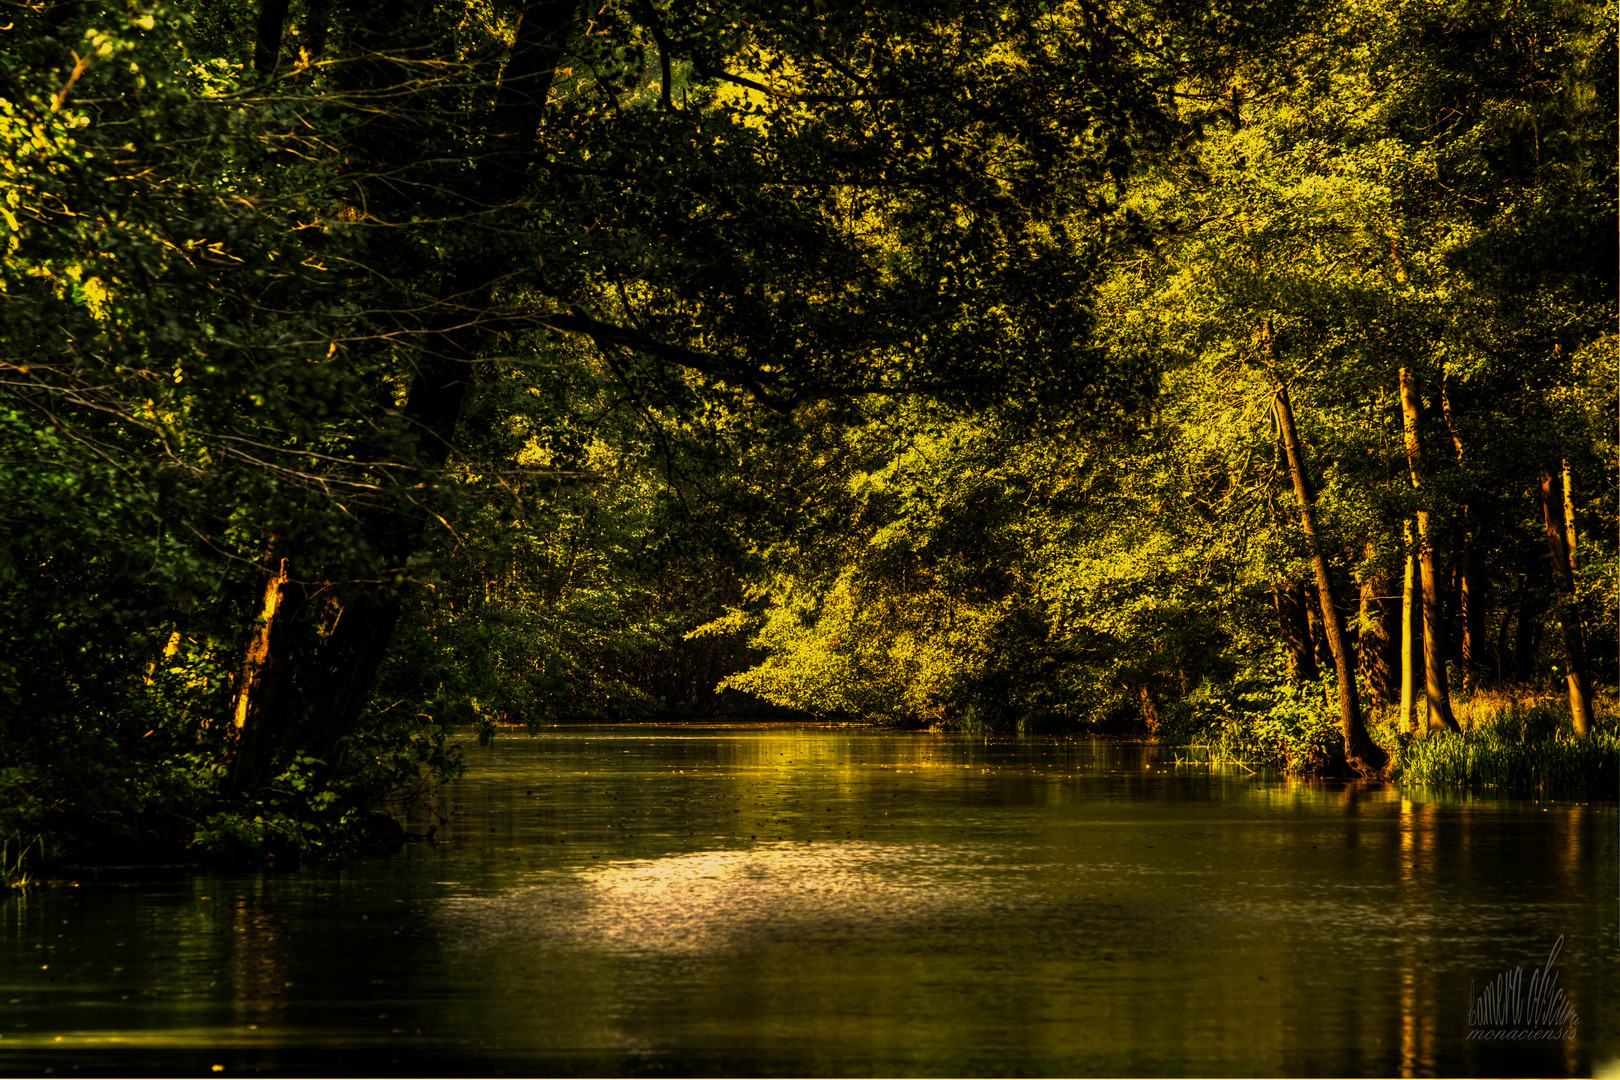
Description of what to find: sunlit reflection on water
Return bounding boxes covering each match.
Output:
[440,841,1016,954]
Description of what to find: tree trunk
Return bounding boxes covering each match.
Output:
[1456,540,1482,692]
[1272,374,1387,776]
[294,0,578,739]
[302,0,332,61]
[1306,603,1335,674]
[1440,382,1482,692]
[1138,685,1161,734]
[253,0,291,76]
[1563,460,1577,563]
[1356,548,1400,707]
[301,593,404,765]
[227,546,299,796]
[1397,366,1459,733]
[1400,525,1420,733]
[225,1,579,795]
[1493,575,1522,686]
[1274,581,1319,683]
[1515,599,1543,683]
[1539,468,1595,736]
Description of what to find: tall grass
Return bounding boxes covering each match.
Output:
[1387,699,1619,800]
[2,831,45,890]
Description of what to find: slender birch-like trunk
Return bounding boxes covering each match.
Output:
[1271,370,1387,775]
[1456,548,1479,691]
[1400,524,1420,733]
[1540,467,1595,736]
[1397,366,1459,732]
[1563,460,1578,563]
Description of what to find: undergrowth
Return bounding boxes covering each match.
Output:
[1160,661,1345,773]
[1163,668,1619,798]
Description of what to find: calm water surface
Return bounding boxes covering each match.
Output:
[2,725,1616,1076]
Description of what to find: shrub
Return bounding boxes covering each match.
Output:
[1160,657,1345,772]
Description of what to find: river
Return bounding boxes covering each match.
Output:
[2,725,1615,1075]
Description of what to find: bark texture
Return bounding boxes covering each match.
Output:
[1274,581,1320,684]
[1400,530,1420,733]
[1540,467,1595,736]
[228,548,298,795]
[1398,366,1459,732]
[1456,544,1481,691]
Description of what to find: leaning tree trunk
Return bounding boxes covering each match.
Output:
[1272,374,1388,776]
[227,544,300,796]
[1397,366,1460,733]
[303,0,579,765]
[225,0,579,791]
[1539,466,1595,736]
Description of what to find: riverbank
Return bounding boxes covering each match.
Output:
[1161,685,1619,798]
[10,693,1616,889]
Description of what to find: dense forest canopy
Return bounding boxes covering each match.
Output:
[0,0,1613,855]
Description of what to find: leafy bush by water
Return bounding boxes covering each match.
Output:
[1160,659,1344,772]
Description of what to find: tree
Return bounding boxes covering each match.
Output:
[1273,372,1388,774]
[1398,365,1460,732]
[2,0,1203,834]
[725,0,1615,762]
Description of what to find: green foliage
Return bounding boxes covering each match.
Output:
[1158,660,1346,771]
[725,0,1614,779]
[2,0,1614,868]
[192,756,349,858]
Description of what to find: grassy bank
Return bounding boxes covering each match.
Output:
[1380,693,1619,801]
[1166,681,1619,799]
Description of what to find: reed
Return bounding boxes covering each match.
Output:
[1387,698,1619,800]
[1,831,44,890]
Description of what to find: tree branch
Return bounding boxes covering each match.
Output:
[633,0,676,112]
[540,309,799,411]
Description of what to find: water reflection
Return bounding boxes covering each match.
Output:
[2,725,1613,1076]
[440,841,1017,955]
